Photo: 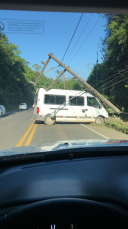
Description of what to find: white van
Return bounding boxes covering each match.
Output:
[33,88,109,125]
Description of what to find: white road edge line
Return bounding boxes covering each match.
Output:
[80,124,109,139]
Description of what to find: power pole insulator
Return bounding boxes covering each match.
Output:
[41,61,45,65]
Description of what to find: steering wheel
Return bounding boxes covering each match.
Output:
[1,198,128,229]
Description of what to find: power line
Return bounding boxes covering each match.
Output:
[88,59,128,87]
[100,72,128,92]
[97,68,128,91]
[99,71,128,92]
[104,81,127,93]
[90,65,128,89]
[68,15,101,64]
[61,13,83,63]
[65,14,93,63]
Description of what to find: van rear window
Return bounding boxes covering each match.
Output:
[69,96,84,106]
[44,95,66,105]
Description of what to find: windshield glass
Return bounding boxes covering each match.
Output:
[0,10,128,155]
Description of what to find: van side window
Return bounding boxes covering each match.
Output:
[44,95,66,105]
[69,96,84,106]
[56,95,65,104]
[45,95,54,104]
[87,97,100,108]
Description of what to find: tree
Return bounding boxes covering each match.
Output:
[32,64,42,72]
[87,14,128,111]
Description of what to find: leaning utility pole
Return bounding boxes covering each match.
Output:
[45,70,66,91]
[48,53,121,114]
[96,49,98,89]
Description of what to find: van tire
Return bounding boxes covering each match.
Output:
[44,114,55,126]
[95,117,104,124]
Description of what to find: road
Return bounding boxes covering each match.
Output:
[0,109,128,151]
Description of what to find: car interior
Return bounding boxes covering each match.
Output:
[0,0,128,229]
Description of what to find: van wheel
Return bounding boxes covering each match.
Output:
[44,114,55,126]
[95,117,104,124]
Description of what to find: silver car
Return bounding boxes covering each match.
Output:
[0,105,6,117]
[19,103,27,110]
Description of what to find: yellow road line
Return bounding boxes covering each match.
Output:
[25,124,37,146]
[16,121,34,147]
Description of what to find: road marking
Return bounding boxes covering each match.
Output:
[80,124,109,139]
[16,121,34,147]
[2,117,11,121]
[2,113,20,121]
[25,124,37,146]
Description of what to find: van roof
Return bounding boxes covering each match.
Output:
[38,88,94,97]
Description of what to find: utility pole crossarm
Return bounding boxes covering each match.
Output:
[45,69,66,91]
[34,56,51,86]
[48,53,121,114]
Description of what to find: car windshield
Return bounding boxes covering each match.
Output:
[0,9,128,157]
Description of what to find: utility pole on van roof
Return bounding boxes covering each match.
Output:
[48,53,121,114]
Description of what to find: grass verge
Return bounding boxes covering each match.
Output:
[91,116,128,135]
[105,117,128,134]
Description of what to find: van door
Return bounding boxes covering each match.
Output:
[67,95,86,122]
[85,96,101,119]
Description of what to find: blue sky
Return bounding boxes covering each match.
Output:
[0,10,106,81]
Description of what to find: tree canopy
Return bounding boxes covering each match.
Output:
[87,14,128,112]
[0,33,83,110]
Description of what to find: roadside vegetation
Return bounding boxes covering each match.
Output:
[87,14,128,113]
[0,33,83,111]
[87,14,128,134]
[105,117,128,134]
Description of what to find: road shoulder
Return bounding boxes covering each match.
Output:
[86,124,128,140]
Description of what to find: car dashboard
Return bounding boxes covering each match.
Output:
[0,154,128,228]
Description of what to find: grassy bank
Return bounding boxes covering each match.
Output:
[105,117,128,134]
[91,115,128,135]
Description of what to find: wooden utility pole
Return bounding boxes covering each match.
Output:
[48,53,121,114]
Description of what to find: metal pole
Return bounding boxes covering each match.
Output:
[45,70,66,91]
[34,56,51,86]
[48,53,120,114]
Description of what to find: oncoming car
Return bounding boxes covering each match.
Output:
[0,105,6,117]
[19,103,27,110]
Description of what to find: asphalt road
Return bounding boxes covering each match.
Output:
[0,109,128,151]
[0,109,106,151]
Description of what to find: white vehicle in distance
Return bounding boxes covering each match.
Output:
[33,88,109,125]
[19,103,27,110]
[0,105,6,117]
